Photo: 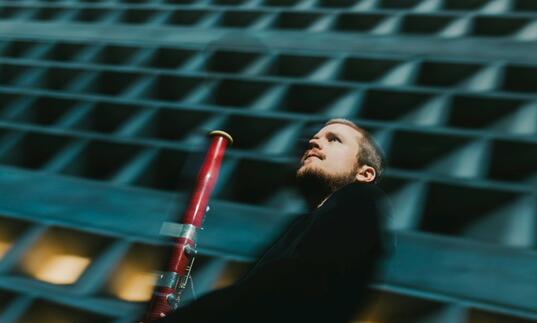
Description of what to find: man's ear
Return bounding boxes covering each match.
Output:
[355,165,376,183]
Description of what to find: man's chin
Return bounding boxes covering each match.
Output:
[295,165,332,205]
[296,164,358,192]
[296,165,305,177]
[296,164,323,178]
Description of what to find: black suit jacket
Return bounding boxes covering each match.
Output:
[158,183,389,323]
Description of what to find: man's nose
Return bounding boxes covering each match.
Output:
[308,138,321,149]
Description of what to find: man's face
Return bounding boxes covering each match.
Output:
[297,123,361,187]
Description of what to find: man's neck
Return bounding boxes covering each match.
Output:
[296,171,356,211]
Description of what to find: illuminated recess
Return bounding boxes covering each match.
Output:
[0,241,11,259]
[33,254,91,285]
[19,227,109,285]
[115,268,157,302]
[213,261,251,289]
[107,243,165,302]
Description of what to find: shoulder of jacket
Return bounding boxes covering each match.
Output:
[315,183,392,226]
[332,183,388,204]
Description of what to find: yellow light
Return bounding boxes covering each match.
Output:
[213,261,249,289]
[110,263,157,302]
[117,272,157,302]
[0,241,11,259]
[33,254,90,285]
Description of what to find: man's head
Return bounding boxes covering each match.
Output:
[296,119,384,192]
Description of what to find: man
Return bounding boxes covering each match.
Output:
[158,118,390,323]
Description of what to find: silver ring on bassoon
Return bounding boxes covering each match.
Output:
[160,223,197,241]
[156,271,181,289]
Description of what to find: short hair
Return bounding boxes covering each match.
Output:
[325,118,385,184]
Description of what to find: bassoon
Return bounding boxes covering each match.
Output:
[144,130,233,322]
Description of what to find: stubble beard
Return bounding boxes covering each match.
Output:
[296,162,359,207]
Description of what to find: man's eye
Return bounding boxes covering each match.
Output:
[329,136,341,142]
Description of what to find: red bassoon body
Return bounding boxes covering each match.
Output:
[144,130,233,322]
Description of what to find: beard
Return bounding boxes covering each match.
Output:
[295,162,358,207]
